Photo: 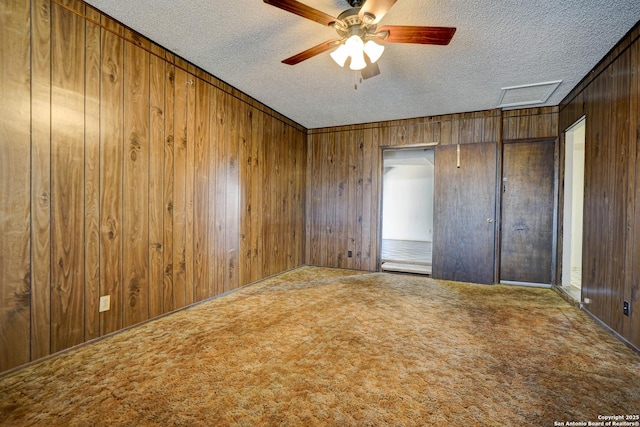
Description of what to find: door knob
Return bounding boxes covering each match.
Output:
[487,218,494,223]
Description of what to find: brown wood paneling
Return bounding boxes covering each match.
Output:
[193,77,210,300]
[1,0,308,374]
[295,128,306,268]
[361,128,376,270]
[84,16,101,340]
[206,85,219,298]
[346,130,358,270]
[559,24,640,349]
[630,39,640,347]
[214,89,227,295]
[324,132,336,268]
[308,129,322,266]
[239,102,249,287]
[619,43,640,343]
[162,63,175,313]
[0,0,32,372]
[148,49,165,319]
[306,111,502,272]
[184,74,195,306]
[99,27,124,336]
[123,41,150,327]
[581,68,609,324]
[250,108,264,283]
[263,117,276,275]
[432,143,497,284]
[57,0,83,13]
[172,67,187,310]
[608,48,632,336]
[51,4,85,352]
[500,140,555,284]
[226,97,240,292]
[334,131,348,267]
[284,124,293,270]
[30,0,52,360]
[502,107,558,141]
[264,113,275,277]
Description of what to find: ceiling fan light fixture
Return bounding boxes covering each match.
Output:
[344,35,366,70]
[363,40,384,63]
[330,44,350,67]
[349,49,367,70]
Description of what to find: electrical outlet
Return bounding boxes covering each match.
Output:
[623,301,630,316]
[348,251,353,258]
[99,295,110,313]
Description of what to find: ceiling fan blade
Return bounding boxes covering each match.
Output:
[282,39,341,65]
[377,25,456,45]
[263,0,337,27]
[359,0,397,24]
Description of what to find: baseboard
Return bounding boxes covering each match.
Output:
[581,308,640,355]
[499,280,552,288]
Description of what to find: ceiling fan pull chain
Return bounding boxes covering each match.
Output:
[354,70,363,90]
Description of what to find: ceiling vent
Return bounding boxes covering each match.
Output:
[497,80,562,108]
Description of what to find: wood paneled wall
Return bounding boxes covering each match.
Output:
[306,108,558,272]
[0,0,306,373]
[558,22,640,348]
[502,107,559,141]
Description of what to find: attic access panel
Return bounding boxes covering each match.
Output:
[497,80,562,108]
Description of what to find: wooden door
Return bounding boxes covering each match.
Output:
[500,140,555,284]
[433,142,497,284]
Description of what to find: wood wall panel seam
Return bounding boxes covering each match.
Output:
[84,12,101,341]
[50,2,86,353]
[30,0,53,361]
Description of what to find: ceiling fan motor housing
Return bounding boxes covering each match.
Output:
[334,8,378,40]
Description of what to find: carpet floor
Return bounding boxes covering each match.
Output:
[1,266,639,426]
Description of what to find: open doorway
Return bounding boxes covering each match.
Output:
[381,147,434,275]
[561,117,585,301]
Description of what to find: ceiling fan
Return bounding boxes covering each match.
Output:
[263,0,456,79]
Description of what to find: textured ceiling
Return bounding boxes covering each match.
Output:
[84,0,640,129]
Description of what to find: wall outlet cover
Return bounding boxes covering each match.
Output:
[99,295,110,312]
[623,301,630,316]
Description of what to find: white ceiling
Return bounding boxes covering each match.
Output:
[84,0,640,129]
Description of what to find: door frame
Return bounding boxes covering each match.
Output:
[556,115,586,290]
[377,143,439,272]
[499,138,559,286]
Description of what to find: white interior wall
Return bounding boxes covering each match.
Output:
[571,127,585,267]
[382,163,434,241]
[562,118,585,287]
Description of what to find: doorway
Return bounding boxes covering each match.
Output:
[499,140,555,286]
[380,148,434,275]
[432,142,497,284]
[561,117,585,300]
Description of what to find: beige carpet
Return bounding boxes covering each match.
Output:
[1,266,639,426]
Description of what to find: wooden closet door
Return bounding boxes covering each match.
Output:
[500,140,555,284]
[433,142,497,284]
